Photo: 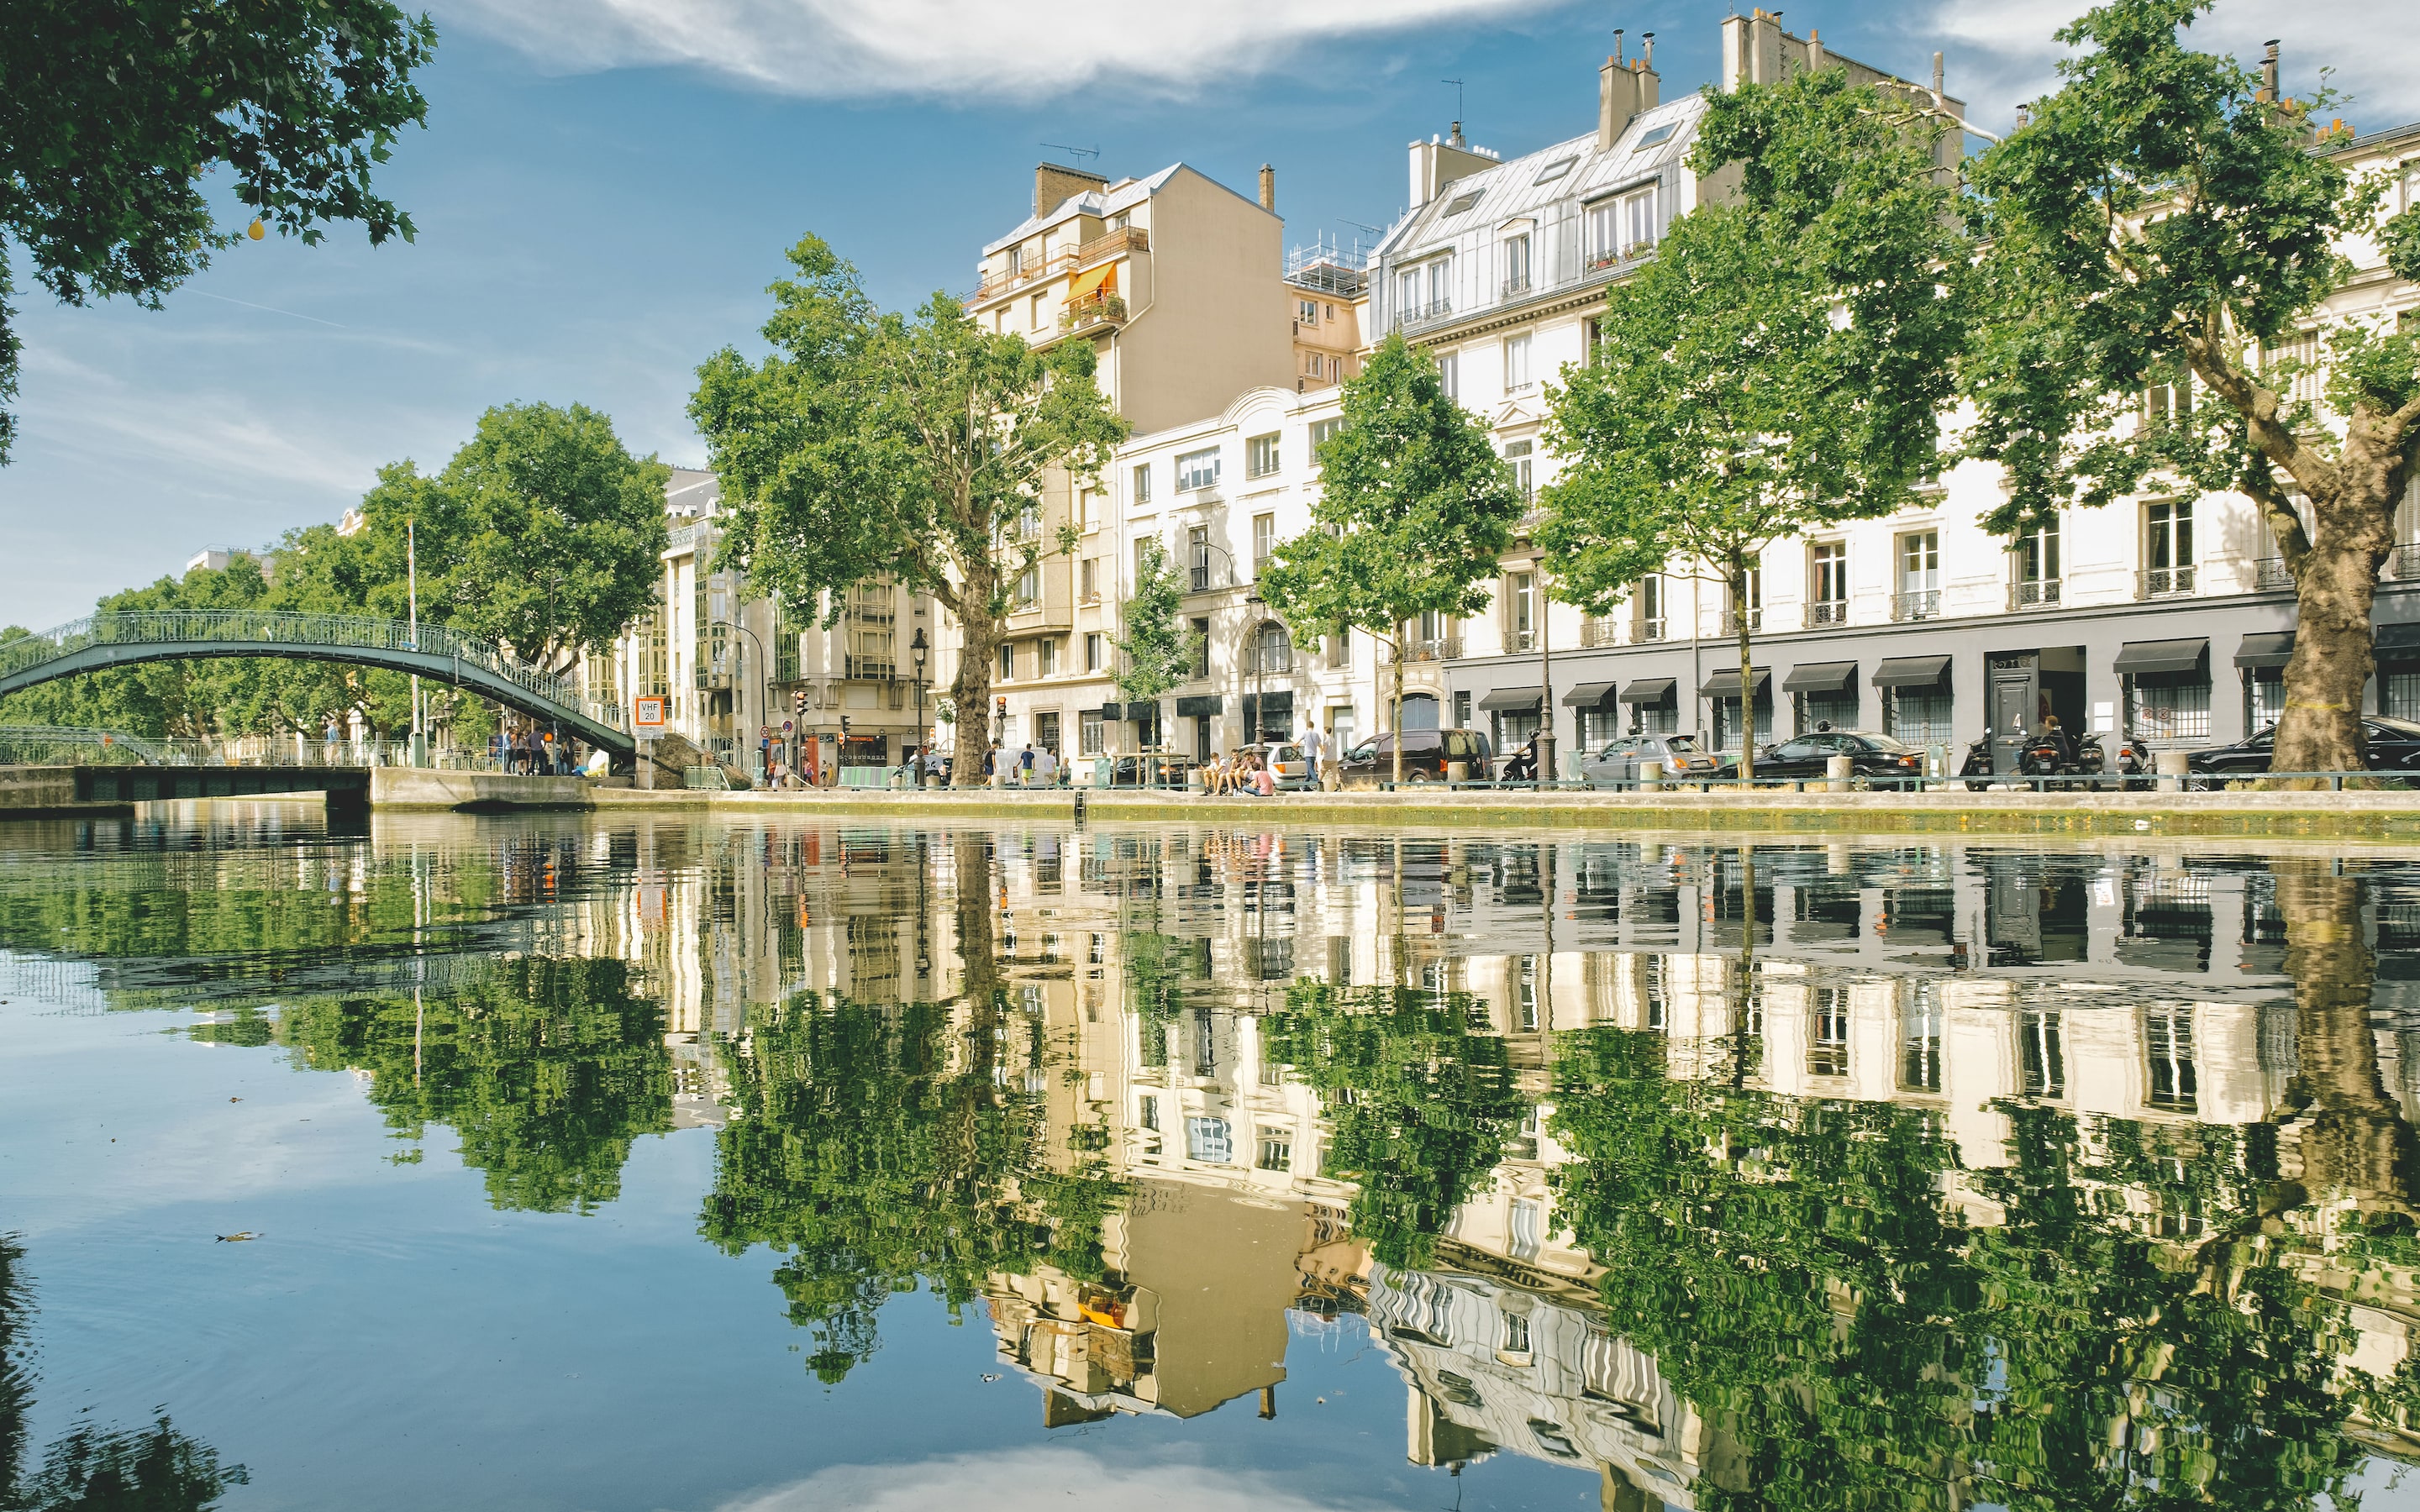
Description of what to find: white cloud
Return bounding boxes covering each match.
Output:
[711,1446,1407,1512]
[435,0,1539,102]
[1928,0,2420,132]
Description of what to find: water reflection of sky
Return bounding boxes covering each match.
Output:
[3,806,2419,1510]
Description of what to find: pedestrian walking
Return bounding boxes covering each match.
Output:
[1019,743,1035,786]
[1300,720,1328,791]
[1034,744,1058,787]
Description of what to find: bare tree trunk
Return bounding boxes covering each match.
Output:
[2274,432,2407,782]
[1391,626,1406,789]
[950,564,999,789]
[1728,554,1756,785]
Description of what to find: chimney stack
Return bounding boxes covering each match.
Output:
[1034,161,1109,220]
[2260,39,2280,102]
[1599,33,1661,150]
[1258,164,1276,213]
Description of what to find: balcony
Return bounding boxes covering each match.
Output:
[1634,618,1667,643]
[1708,609,1761,638]
[1057,291,1128,333]
[964,226,1149,305]
[1803,600,1849,628]
[2008,579,2061,611]
[2395,542,2420,580]
[1580,617,1619,648]
[2137,566,2196,599]
[2254,557,2292,591]
[1506,629,1538,653]
[1393,636,1463,664]
[1501,274,1533,299]
[1891,590,1942,622]
[844,655,896,680]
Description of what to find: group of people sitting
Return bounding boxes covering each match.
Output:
[1203,748,1280,797]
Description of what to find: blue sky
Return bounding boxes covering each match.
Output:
[3,0,2408,631]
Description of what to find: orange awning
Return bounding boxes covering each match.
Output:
[1068,261,1118,302]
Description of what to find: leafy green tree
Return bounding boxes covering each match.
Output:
[279,958,672,1214]
[1962,0,2420,776]
[0,1,438,462]
[1255,333,1522,785]
[1112,539,1198,741]
[698,992,1107,1382]
[691,235,1128,785]
[1259,982,1526,1268]
[1541,68,1968,779]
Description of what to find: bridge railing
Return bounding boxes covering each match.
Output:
[0,611,628,733]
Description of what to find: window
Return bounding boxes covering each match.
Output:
[2020,1009,2065,1098]
[2013,517,2061,606]
[1809,539,1847,626]
[1532,156,1578,184]
[1245,433,1280,479]
[1186,1116,1233,1163]
[2132,678,2212,741]
[1427,256,1452,316]
[1634,575,1665,640]
[1437,349,1459,401]
[1190,617,1211,679]
[1308,416,1344,462]
[1896,531,1940,620]
[1079,556,1098,602]
[1454,690,1472,727]
[1509,1199,1543,1261]
[1397,267,1420,321]
[1444,188,1484,216]
[1809,986,1850,1077]
[1040,638,1060,676]
[1131,462,1152,505]
[1503,332,1532,391]
[1634,122,1677,149]
[1297,297,1320,325]
[998,643,1015,680]
[1176,447,1221,491]
[1186,526,1211,590]
[1730,556,1762,632]
[1139,1093,1158,1130]
[1501,1310,1532,1355]
[1622,187,1658,253]
[1303,350,1325,377]
[2145,501,2194,594]
[1028,291,1044,330]
[1252,512,1276,568]
[1004,243,1024,275]
[1888,688,1954,746]
[1508,570,1535,651]
[1900,991,1944,1093]
[2144,355,2193,428]
[1502,232,1532,296]
[1327,632,1351,669]
[1080,709,1104,756]
[2145,1009,2197,1113]
[1256,1134,1292,1171]
[1504,438,1533,501]
[1085,632,1105,673]
[1037,709,1060,753]
[1014,563,1039,607]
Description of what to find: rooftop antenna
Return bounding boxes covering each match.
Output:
[1442,77,1464,131]
[1039,142,1100,164]
[1339,218,1382,236]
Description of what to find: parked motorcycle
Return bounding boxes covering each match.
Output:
[1961,730,2147,789]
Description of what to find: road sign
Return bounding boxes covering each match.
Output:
[633,696,666,730]
[782,721,793,732]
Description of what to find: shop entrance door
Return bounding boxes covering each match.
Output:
[1990,661,2038,775]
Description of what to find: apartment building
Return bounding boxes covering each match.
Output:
[951,160,1299,760]
[1392,17,2420,770]
[1284,234,1366,393]
[597,468,934,773]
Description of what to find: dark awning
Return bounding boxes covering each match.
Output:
[2113,638,2209,676]
[2378,622,2420,651]
[1561,680,1620,708]
[2233,632,2296,670]
[1118,701,1159,721]
[1618,678,1677,705]
[1241,690,1293,717]
[1872,654,1953,689]
[1699,667,1770,700]
[1174,695,1222,717]
[1781,661,1858,696]
[1097,704,1128,721]
[1478,685,1545,711]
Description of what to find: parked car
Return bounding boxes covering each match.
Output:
[1107,752,1194,788]
[2187,717,2420,778]
[1234,742,1314,791]
[1746,730,1927,783]
[1578,733,1721,787]
[1338,728,1494,786]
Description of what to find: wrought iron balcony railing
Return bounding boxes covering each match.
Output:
[1580,618,1619,648]
[1803,600,1849,628]
[1634,617,1667,643]
[2137,566,2196,599]
[2008,579,2061,610]
[1891,590,1942,622]
[2254,557,2292,591]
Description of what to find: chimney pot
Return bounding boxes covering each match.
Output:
[1258,164,1276,213]
[1612,27,1623,66]
[2260,39,2281,102]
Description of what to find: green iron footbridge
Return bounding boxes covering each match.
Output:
[0,611,633,754]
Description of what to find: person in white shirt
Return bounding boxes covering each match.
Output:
[1301,721,1329,790]
[1034,745,1059,786]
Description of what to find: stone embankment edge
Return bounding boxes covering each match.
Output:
[579,784,2420,843]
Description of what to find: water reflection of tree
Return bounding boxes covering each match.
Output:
[1550,1013,2419,1510]
[1261,983,1526,1268]
[0,1235,248,1511]
[697,991,1118,1384]
[278,958,672,1214]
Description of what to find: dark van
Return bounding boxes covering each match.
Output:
[1338,728,1494,787]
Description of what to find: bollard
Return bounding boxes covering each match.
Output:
[1188,768,1207,795]
[1826,754,1853,794]
[1447,760,1470,785]
[2155,749,2190,793]
[1639,760,1663,793]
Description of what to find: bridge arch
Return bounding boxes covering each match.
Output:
[0,612,633,754]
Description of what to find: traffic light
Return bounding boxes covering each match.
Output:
[792,688,807,718]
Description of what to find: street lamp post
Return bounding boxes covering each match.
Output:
[714,617,769,784]
[911,627,930,787]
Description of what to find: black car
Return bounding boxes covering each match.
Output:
[2186,717,2420,777]
[1338,728,1494,786]
[1746,730,1928,782]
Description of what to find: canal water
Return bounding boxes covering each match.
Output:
[3,806,2420,1511]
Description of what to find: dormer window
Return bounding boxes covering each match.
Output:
[1532,156,1579,185]
[1634,123,1677,150]
[1444,189,1484,216]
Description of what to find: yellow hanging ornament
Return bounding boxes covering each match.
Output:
[247,219,266,241]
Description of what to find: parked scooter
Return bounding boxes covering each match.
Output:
[1960,730,2148,789]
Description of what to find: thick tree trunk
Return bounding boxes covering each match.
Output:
[2272,858,2417,1211]
[2269,413,2410,781]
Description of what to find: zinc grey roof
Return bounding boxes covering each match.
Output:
[1379,92,1708,265]
[982,164,1184,256]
